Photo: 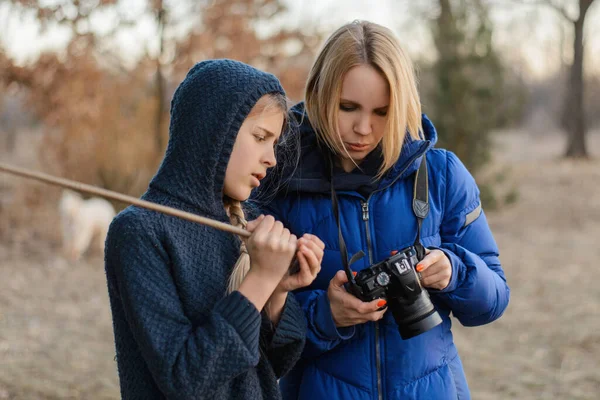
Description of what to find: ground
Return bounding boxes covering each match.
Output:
[1,129,599,399]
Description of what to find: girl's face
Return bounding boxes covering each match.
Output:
[224,103,284,201]
[336,64,390,172]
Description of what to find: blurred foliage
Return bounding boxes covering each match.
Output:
[0,0,319,199]
[1,0,597,211]
[427,0,510,175]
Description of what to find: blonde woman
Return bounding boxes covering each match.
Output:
[104,59,323,400]
[261,21,510,399]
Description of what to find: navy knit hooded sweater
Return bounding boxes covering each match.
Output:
[104,59,307,400]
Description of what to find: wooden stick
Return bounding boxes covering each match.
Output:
[0,162,251,238]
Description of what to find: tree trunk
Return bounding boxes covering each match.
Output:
[564,0,595,158]
[6,128,16,151]
[154,0,166,155]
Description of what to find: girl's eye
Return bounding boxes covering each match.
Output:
[253,134,266,142]
[375,109,388,117]
[340,104,356,112]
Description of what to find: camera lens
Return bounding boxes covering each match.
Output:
[388,294,442,339]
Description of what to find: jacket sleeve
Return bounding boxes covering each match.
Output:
[261,200,355,359]
[105,215,261,400]
[259,293,307,378]
[294,289,356,358]
[430,151,510,326]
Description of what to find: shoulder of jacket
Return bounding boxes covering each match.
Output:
[110,205,165,237]
[425,148,450,168]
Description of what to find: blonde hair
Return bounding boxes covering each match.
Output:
[305,20,422,177]
[224,199,250,293]
[225,92,287,294]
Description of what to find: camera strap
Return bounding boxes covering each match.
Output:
[328,154,365,284]
[328,151,430,283]
[412,153,429,260]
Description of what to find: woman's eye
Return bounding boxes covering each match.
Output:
[253,134,266,142]
[375,109,388,117]
[339,104,356,112]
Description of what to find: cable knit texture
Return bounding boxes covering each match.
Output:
[104,59,307,400]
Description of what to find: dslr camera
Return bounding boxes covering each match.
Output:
[348,245,442,339]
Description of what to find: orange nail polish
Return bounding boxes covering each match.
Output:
[416,265,424,272]
[390,250,398,255]
[352,271,358,276]
[377,300,387,307]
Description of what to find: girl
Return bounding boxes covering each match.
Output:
[262,21,510,400]
[104,59,323,400]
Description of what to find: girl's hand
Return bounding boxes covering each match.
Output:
[276,233,324,293]
[265,233,324,324]
[245,215,297,286]
[238,215,297,312]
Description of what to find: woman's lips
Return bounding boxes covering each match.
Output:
[346,142,370,151]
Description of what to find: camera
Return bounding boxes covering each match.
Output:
[348,246,442,339]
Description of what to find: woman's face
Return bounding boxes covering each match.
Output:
[223,103,284,202]
[336,64,390,172]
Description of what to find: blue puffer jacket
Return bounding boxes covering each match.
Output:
[262,104,510,400]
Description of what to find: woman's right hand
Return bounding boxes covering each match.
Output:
[328,270,387,328]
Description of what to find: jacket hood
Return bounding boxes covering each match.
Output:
[146,59,285,218]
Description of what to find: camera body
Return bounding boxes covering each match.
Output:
[348,246,442,339]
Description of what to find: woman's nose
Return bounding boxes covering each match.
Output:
[354,114,372,136]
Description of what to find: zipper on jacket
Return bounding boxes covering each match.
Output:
[359,145,428,400]
[361,200,382,400]
[361,202,372,253]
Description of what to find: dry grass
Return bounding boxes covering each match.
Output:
[1,128,599,399]
[453,129,600,399]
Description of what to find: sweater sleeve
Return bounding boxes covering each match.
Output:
[105,214,261,400]
[260,293,307,378]
[430,151,510,326]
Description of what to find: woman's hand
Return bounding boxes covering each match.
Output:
[416,249,452,290]
[328,270,386,328]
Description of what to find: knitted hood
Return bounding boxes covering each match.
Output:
[146,59,285,219]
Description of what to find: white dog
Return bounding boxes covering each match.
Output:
[59,190,116,261]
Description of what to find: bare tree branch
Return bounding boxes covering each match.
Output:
[546,0,577,21]
[486,0,576,22]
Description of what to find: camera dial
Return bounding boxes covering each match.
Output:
[376,272,390,286]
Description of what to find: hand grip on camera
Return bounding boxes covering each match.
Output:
[328,270,387,328]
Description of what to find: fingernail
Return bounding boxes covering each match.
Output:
[352,271,357,276]
[416,264,424,272]
[390,250,398,255]
[377,300,387,307]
